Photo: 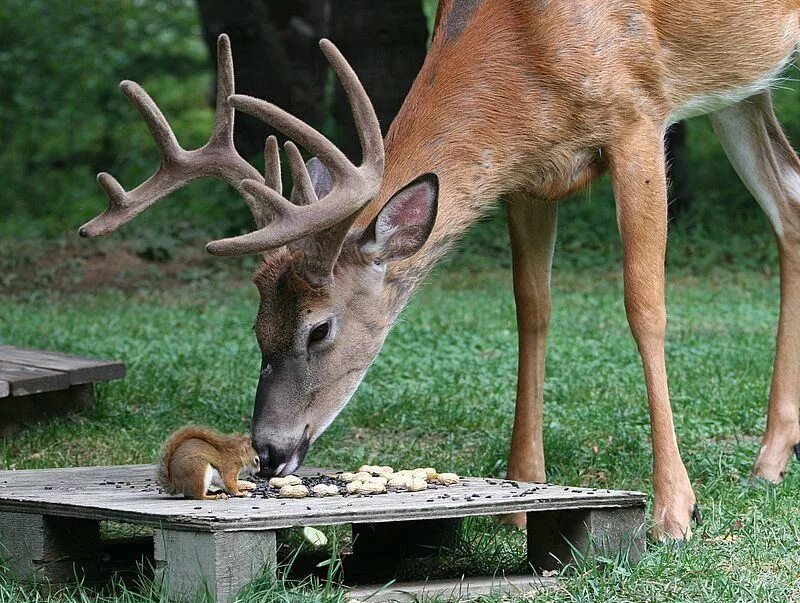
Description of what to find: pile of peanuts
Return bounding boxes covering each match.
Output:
[268,465,460,499]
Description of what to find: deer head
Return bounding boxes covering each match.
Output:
[80,35,439,476]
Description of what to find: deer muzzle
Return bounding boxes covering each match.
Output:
[252,360,313,477]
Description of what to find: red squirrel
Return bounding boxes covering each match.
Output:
[157,426,260,500]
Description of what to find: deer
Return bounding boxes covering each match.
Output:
[79,1,800,541]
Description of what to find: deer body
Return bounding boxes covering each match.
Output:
[360,0,800,539]
[83,1,800,541]
[365,0,800,295]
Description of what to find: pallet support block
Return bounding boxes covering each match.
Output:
[526,506,646,571]
[153,528,277,603]
[0,511,101,581]
[0,383,95,438]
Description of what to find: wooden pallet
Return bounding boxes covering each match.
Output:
[0,346,125,436]
[0,464,646,602]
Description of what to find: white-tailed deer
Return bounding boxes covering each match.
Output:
[81,1,800,540]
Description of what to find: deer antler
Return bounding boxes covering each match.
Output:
[80,34,272,239]
[81,35,384,278]
[204,39,385,265]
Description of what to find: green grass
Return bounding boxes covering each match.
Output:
[1,255,799,600]
[4,2,800,601]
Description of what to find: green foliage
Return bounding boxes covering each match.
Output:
[0,0,251,242]
[4,0,800,274]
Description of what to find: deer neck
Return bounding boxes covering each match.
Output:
[354,2,556,317]
[375,134,509,316]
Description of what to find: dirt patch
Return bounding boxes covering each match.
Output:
[79,250,150,291]
[0,237,257,296]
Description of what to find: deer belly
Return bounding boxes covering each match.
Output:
[669,55,794,123]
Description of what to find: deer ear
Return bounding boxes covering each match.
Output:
[362,173,438,262]
[306,157,333,199]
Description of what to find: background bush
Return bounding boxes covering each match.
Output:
[2,0,799,272]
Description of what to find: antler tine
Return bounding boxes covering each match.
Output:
[206,40,385,258]
[80,34,263,239]
[264,135,282,195]
[319,39,384,176]
[245,134,283,230]
[208,34,235,147]
[122,81,183,160]
[285,142,317,207]
[227,94,353,181]
[82,81,186,237]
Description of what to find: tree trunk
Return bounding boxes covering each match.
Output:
[329,0,428,162]
[196,0,331,159]
[196,0,427,162]
[665,121,691,220]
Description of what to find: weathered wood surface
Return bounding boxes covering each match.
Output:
[0,347,125,433]
[527,507,646,571]
[0,361,71,396]
[0,511,101,581]
[0,464,645,533]
[154,528,276,603]
[346,574,557,602]
[0,346,125,387]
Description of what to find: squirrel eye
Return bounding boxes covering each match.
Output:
[253,456,260,466]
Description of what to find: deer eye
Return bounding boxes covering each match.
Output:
[308,320,331,346]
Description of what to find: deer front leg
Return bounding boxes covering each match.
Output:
[502,195,557,528]
[609,121,697,541]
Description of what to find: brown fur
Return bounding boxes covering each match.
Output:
[85,4,800,507]
[247,0,800,540]
[157,426,259,500]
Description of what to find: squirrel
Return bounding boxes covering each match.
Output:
[157,425,260,500]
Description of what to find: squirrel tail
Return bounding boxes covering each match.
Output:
[156,458,173,493]
[157,425,226,493]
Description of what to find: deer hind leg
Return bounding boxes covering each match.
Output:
[710,91,800,482]
[501,194,557,529]
[609,119,697,541]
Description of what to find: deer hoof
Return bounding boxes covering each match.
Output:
[651,493,697,542]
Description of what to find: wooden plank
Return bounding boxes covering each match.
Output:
[0,346,125,386]
[0,380,8,398]
[346,574,557,601]
[0,465,645,533]
[0,362,70,396]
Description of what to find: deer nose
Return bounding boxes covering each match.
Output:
[258,428,310,477]
[256,451,272,476]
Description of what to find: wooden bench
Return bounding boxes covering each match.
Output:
[0,346,125,436]
[0,464,646,601]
